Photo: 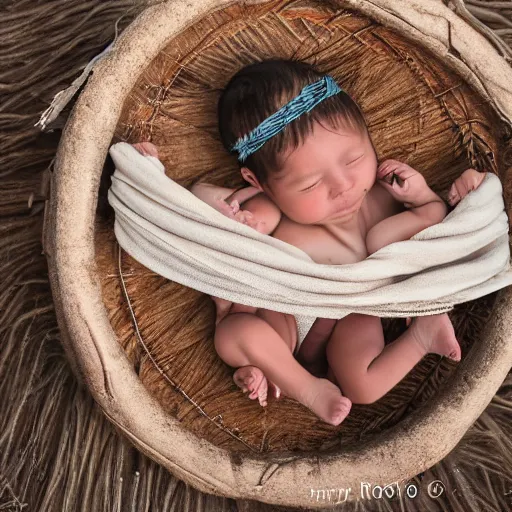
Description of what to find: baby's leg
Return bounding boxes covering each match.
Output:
[326,313,460,405]
[215,312,351,425]
[232,308,295,403]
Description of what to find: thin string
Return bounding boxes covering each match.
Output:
[117,243,258,452]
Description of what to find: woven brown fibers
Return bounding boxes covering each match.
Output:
[95,0,507,455]
[2,0,512,511]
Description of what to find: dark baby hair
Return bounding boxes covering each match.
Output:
[218,59,368,185]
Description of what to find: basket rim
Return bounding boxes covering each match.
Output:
[46,0,512,507]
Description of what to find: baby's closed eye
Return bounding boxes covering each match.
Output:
[301,179,322,192]
[346,153,364,165]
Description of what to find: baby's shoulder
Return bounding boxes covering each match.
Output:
[242,193,282,235]
[271,216,321,251]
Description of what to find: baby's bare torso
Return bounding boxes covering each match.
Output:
[227,182,404,319]
[271,182,404,264]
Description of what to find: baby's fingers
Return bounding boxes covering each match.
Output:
[132,142,159,158]
[377,163,411,186]
[377,159,406,175]
[447,187,459,206]
[214,198,237,218]
[228,199,240,214]
[385,165,416,183]
[379,175,407,194]
[378,159,401,172]
[246,217,265,232]
[234,210,254,225]
[447,181,464,206]
[377,161,396,180]
[461,170,486,192]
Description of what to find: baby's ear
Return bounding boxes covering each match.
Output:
[240,167,263,191]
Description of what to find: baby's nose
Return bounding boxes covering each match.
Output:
[328,175,351,198]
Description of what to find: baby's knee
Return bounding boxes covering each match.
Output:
[214,313,266,366]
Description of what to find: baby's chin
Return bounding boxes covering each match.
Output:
[286,214,337,226]
[321,206,363,226]
[282,201,363,226]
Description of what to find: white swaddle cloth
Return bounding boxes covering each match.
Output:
[107,142,512,345]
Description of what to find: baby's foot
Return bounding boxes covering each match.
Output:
[408,313,461,361]
[300,379,352,426]
[233,366,281,407]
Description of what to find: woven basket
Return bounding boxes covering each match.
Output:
[44,0,512,507]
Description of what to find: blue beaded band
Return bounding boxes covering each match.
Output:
[231,75,342,163]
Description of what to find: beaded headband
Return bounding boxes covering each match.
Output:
[231,75,343,163]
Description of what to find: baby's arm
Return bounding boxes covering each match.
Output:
[190,182,282,235]
[366,197,446,255]
[366,160,447,255]
[189,184,282,329]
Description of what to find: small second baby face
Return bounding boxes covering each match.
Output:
[242,120,378,227]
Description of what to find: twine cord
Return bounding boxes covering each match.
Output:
[116,243,258,452]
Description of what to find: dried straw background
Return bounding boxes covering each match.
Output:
[1,1,512,511]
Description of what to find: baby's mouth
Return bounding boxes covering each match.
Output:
[335,195,361,213]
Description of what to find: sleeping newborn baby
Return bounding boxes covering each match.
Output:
[133,59,486,426]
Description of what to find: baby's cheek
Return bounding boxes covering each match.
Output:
[287,197,327,224]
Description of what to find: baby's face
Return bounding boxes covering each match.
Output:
[261,121,377,226]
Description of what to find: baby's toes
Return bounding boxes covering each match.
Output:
[233,366,262,392]
[248,374,265,398]
[250,378,269,407]
[233,370,249,392]
[268,381,282,399]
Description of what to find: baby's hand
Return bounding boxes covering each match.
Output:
[212,197,264,231]
[223,187,271,233]
[234,210,265,231]
[132,141,159,158]
[190,183,258,226]
[377,159,433,208]
[447,168,487,207]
